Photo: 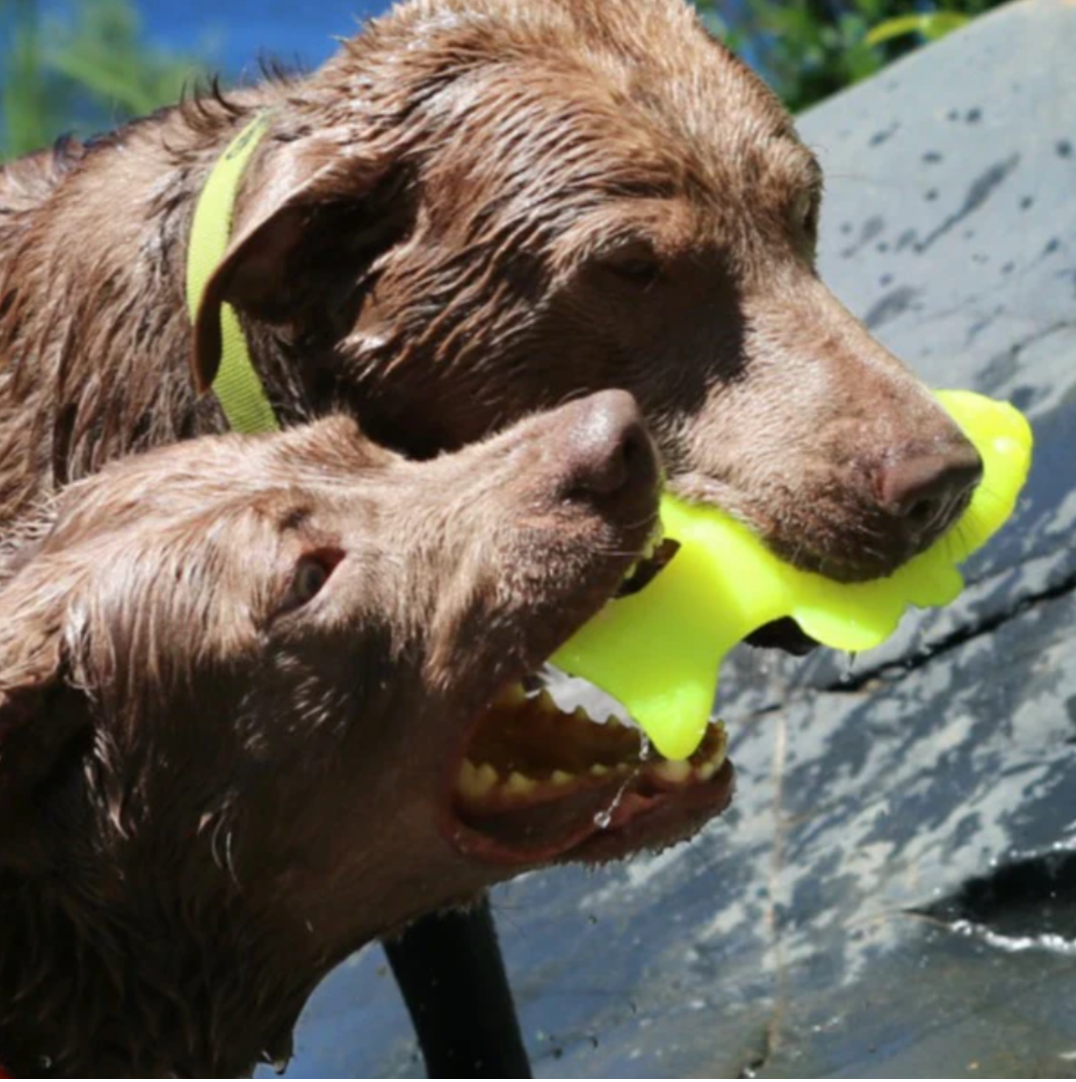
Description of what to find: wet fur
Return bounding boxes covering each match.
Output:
[0,0,972,578]
[0,406,665,1076]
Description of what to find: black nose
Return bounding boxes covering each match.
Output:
[876,444,984,540]
[561,390,657,499]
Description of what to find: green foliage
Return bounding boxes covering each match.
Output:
[696,0,1003,112]
[865,11,970,47]
[0,0,1006,164]
[0,0,209,160]
[746,0,891,111]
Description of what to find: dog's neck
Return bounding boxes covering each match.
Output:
[0,89,322,529]
[0,868,320,1077]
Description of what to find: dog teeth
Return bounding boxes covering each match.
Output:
[476,763,500,791]
[457,759,476,793]
[641,521,664,561]
[652,759,692,784]
[457,760,499,799]
[457,719,725,810]
[505,771,538,796]
[696,758,721,782]
[694,723,728,782]
[456,763,588,804]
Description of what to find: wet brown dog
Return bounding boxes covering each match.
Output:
[0,393,732,1077]
[0,0,982,1074]
[0,0,980,575]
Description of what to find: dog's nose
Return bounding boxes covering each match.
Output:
[876,444,983,539]
[562,390,658,498]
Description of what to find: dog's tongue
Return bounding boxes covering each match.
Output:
[552,390,1033,760]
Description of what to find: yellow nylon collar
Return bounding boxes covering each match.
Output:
[186,112,280,434]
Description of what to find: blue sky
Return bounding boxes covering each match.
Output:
[117,0,399,76]
[37,0,752,82]
[21,0,391,81]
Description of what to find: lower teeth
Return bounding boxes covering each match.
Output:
[454,725,726,808]
[459,681,725,812]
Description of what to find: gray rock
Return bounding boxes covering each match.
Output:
[278,1,1076,1075]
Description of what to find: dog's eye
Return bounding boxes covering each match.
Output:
[286,550,343,609]
[613,258,661,283]
[597,242,662,286]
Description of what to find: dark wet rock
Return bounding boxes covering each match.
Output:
[839,214,887,259]
[863,285,920,330]
[868,123,900,147]
[275,2,1076,1076]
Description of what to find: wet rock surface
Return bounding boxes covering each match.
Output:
[277,1,1076,1075]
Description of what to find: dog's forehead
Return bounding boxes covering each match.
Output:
[399,4,815,219]
[44,417,398,554]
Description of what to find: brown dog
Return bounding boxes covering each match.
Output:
[0,0,980,573]
[0,393,732,1077]
[0,0,982,1074]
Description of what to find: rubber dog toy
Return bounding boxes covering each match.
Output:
[552,390,1033,760]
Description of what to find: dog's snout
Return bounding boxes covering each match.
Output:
[561,390,657,499]
[876,444,984,537]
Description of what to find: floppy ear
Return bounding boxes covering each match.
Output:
[0,585,87,866]
[191,129,410,394]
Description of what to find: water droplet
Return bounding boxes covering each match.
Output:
[593,768,636,829]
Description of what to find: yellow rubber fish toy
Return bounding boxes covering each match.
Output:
[552,390,1034,760]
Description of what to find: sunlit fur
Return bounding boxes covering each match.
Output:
[0,0,975,583]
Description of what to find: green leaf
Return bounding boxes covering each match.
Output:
[920,11,972,41]
[865,11,970,47]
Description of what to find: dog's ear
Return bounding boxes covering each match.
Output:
[191,131,406,393]
[0,585,87,867]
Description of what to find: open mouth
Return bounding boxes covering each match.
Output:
[445,524,815,866]
[450,684,731,864]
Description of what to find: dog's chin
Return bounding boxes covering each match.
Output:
[670,476,908,586]
[766,540,906,586]
[761,496,975,586]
